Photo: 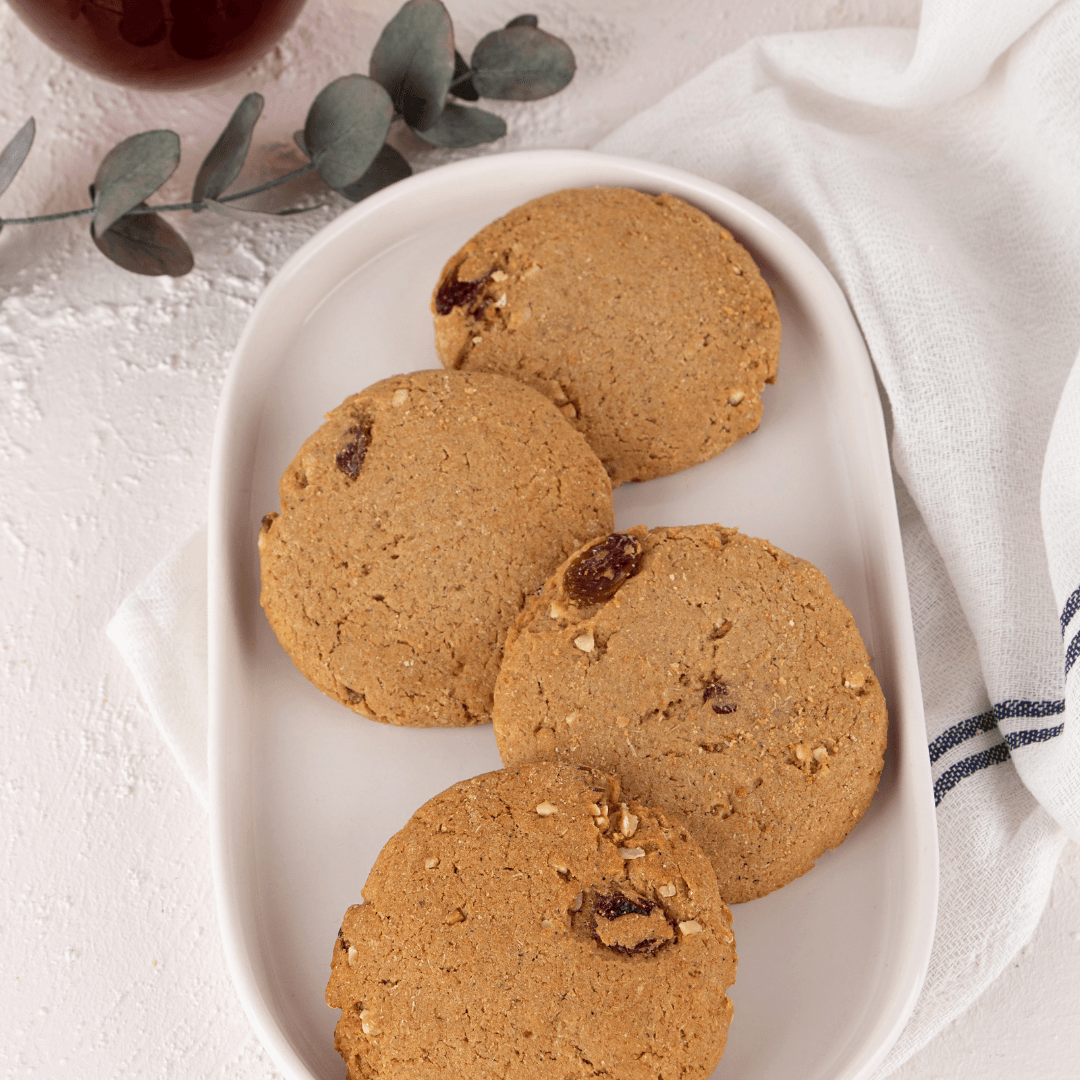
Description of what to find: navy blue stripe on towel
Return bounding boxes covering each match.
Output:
[1061,584,1080,636]
[1067,629,1080,678]
[929,709,997,763]
[1004,724,1065,748]
[934,741,1011,805]
[994,699,1065,720]
[930,699,1066,807]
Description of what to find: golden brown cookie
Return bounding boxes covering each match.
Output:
[431,187,781,486]
[258,370,613,727]
[493,526,887,903]
[326,762,736,1080]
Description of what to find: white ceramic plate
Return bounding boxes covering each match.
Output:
[208,150,938,1080]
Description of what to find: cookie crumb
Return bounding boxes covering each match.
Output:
[536,802,558,816]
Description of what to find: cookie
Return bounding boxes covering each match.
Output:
[431,187,781,486]
[258,370,613,727]
[493,526,887,903]
[326,761,736,1080]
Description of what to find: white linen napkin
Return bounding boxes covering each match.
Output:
[107,0,1080,1074]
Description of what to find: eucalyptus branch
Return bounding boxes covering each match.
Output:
[0,1,575,277]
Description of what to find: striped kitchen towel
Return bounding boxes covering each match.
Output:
[598,0,1080,1071]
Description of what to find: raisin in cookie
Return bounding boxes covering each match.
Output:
[431,187,781,486]
[258,370,613,727]
[326,762,736,1080]
[493,526,887,903]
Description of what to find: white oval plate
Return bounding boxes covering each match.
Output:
[208,150,937,1080]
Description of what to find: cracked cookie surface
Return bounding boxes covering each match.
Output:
[258,370,613,727]
[326,761,736,1080]
[431,187,781,486]
[493,525,888,903]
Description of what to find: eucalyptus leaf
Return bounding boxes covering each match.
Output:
[92,129,181,236]
[450,49,478,101]
[304,75,394,189]
[0,117,35,198]
[335,143,412,203]
[92,208,194,277]
[192,92,264,208]
[505,14,538,28]
[471,26,575,101]
[369,0,454,131]
[413,103,506,148]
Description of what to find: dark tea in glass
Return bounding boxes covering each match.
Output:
[8,0,309,90]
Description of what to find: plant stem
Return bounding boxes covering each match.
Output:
[447,69,476,94]
[0,162,317,226]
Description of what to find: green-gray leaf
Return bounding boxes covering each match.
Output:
[92,208,194,277]
[335,143,412,203]
[0,118,35,198]
[505,14,538,28]
[304,75,394,190]
[369,0,454,131]
[450,49,478,101]
[192,92,264,209]
[413,104,506,148]
[471,26,575,101]
[92,130,181,236]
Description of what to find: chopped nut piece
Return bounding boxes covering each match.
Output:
[588,803,601,816]
[794,743,807,761]
[541,918,553,929]
[813,746,829,763]
[347,945,358,966]
[571,891,583,911]
[619,807,639,837]
[678,920,704,936]
[490,269,508,282]
[359,1009,379,1035]
[659,884,677,898]
[391,388,409,407]
[445,908,466,924]
[424,856,439,869]
[536,801,558,816]
[619,846,645,860]
[574,630,595,652]
[728,390,745,405]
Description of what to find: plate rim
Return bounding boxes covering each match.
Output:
[207,147,939,1080]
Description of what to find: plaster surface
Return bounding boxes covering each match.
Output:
[2,1,1078,1078]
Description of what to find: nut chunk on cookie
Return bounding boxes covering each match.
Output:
[431,186,781,486]
[326,762,736,1080]
[258,370,613,727]
[493,525,888,903]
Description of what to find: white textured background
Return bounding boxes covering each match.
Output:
[2,1,1078,1077]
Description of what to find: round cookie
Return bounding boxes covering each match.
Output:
[258,370,613,727]
[326,761,736,1080]
[431,186,781,486]
[493,526,887,903]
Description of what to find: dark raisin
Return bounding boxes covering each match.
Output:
[563,533,643,604]
[703,681,737,715]
[434,273,489,315]
[260,512,276,532]
[593,889,656,920]
[336,421,371,480]
[591,889,675,956]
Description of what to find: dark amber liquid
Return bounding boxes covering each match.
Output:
[9,0,309,90]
